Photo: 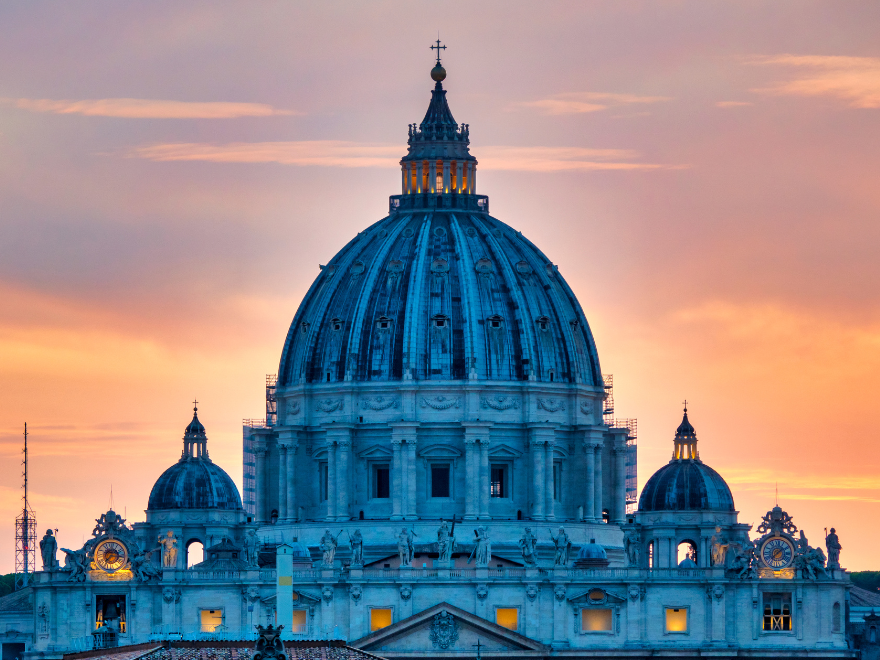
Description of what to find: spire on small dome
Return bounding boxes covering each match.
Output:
[672,401,699,461]
[182,400,210,461]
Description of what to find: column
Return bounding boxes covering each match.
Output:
[584,441,596,522]
[471,164,476,193]
[457,162,464,193]
[326,442,337,521]
[614,444,628,524]
[530,440,545,521]
[464,439,478,520]
[594,440,604,522]
[479,439,490,520]
[337,438,352,521]
[429,161,437,193]
[406,440,418,520]
[391,440,403,521]
[442,161,451,193]
[254,443,267,524]
[277,444,288,521]
[287,443,299,521]
[544,441,555,521]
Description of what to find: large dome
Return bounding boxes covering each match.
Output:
[278,214,601,386]
[147,408,243,511]
[637,409,734,512]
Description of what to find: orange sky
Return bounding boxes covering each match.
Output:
[1,1,878,571]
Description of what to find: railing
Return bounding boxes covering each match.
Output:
[185,570,242,581]
[148,624,309,642]
[260,569,277,580]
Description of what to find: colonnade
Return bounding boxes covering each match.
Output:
[402,160,476,195]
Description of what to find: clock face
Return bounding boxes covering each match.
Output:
[94,539,128,572]
[761,537,794,569]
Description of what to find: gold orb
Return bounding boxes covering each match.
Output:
[431,64,446,82]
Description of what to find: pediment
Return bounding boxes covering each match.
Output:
[351,601,547,653]
[488,444,523,459]
[568,587,627,605]
[312,445,329,459]
[358,444,394,460]
[418,443,462,459]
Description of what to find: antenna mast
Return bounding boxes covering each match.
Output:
[15,423,37,590]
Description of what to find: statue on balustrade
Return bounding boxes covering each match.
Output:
[518,528,537,567]
[159,530,179,568]
[710,526,729,567]
[727,539,757,579]
[320,529,339,567]
[825,528,842,570]
[398,528,416,566]
[350,529,364,566]
[61,547,88,582]
[623,528,641,568]
[131,548,162,582]
[40,529,58,571]
[244,529,261,567]
[551,527,571,566]
[437,521,455,563]
[469,527,491,567]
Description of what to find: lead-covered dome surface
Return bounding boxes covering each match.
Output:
[278,213,602,386]
[147,408,243,511]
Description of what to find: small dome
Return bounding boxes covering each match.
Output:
[638,459,734,512]
[678,556,698,568]
[147,408,243,511]
[577,539,607,560]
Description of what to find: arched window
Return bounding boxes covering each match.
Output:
[870,626,877,643]
[536,316,550,331]
[647,540,655,568]
[270,509,279,525]
[186,540,204,568]
[677,540,698,566]
[330,318,343,332]
[832,602,841,633]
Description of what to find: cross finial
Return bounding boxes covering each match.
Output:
[682,399,688,412]
[193,398,198,412]
[430,38,446,65]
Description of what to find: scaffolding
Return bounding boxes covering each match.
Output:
[15,423,36,591]
[241,375,278,518]
[602,375,638,514]
[602,374,614,420]
[266,374,277,427]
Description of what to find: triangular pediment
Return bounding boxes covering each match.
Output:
[351,601,547,654]
[358,444,394,460]
[488,443,522,459]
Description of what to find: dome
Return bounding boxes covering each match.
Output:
[577,539,607,561]
[637,408,734,512]
[147,407,243,511]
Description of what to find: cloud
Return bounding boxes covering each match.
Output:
[716,101,753,108]
[130,141,685,172]
[513,92,672,115]
[748,55,880,108]
[4,97,298,119]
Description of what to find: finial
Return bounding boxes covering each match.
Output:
[193,398,198,413]
[430,38,447,82]
[682,399,688,413]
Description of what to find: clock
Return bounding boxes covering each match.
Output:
[760,537,794,569]
[94,539,129,572]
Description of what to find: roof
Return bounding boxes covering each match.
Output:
[638,459,735,512]
[0,587,33,613]
[63,642,385,660]
[852,585,880,607]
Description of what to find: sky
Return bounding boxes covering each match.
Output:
[1,1,879,571]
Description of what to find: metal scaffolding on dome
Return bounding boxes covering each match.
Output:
[602,375,638,514]
[241,374,278,518]
[15,423,36,590]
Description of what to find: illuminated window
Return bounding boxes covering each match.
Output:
[436,173,443,192]
[490,464,506,498]
[581,608,613,632]
[665,607,688,633]
[496,608,518,631]
[200,609,223,633]
[648,540,654,568]
[762,593,792,631]
[291,610,307,634]
[370,608,393,631]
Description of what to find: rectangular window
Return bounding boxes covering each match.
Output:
[553,463,561,501]
[763,593,792,631]
[496,608,518,631]
[373,464,390,499]
[490,464,506,498]
[319,463,329,501]
[581,608,613,632]
[370,608,393,632]
[200,609,223,633]
[665,607,688,633]
[291,610,307,634]
[431,464,451,498]
[95,595,126,633]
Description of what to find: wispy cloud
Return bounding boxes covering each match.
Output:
[748,55,880,108]
[513,92,672,115]
[130,141,685,172]
[716,101,753,108]
[4,97,298,119]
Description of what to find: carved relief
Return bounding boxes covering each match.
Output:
[537,398,566,412]
[526,585,539,602]
[554,585,567,601]
[315,399,344,413]
[360,396,399,411]
[429,610,460,649]
[350,260,365,276]
[162,587,181,604]
[515,260,533,277]
[420,396,461,410]
[475,258,494,275]
[480,395,520,411]
[349,586,362,602]
[475,584,488,600]
[285,399,301,421]
[579,401,595,417]
[628,585,640,601]
[399,585,412,601]
[321,586,334,603]
[431,258,450,273]
[241,586,260,603]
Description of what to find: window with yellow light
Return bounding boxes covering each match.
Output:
[495,608,518,631]
[665,607,688,633]
[370,608,393,632]
[200,609,223,632]
[292,610,307,634]
[581,608,613,632]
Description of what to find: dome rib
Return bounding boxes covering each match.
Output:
[637,461,734,512]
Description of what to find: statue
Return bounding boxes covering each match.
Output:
[808,547,829,579]
[797,530,810,555]
[728,540,757,579]
[398,528,416,566]
[131,549,161,582]
[244,529,261,567]
[350,529,364,566]
[158,531,178,568]
[825,528,842,570]
[468,527,491,567]
[320,529,339,567]
[518,528,537,567]
[437,521,455,562]
[550,526,571,566]
[253,624,286,660]
[39,529,58,571]
[623,528,641,568]
[710,526,729,567]
[60,548,88,582]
